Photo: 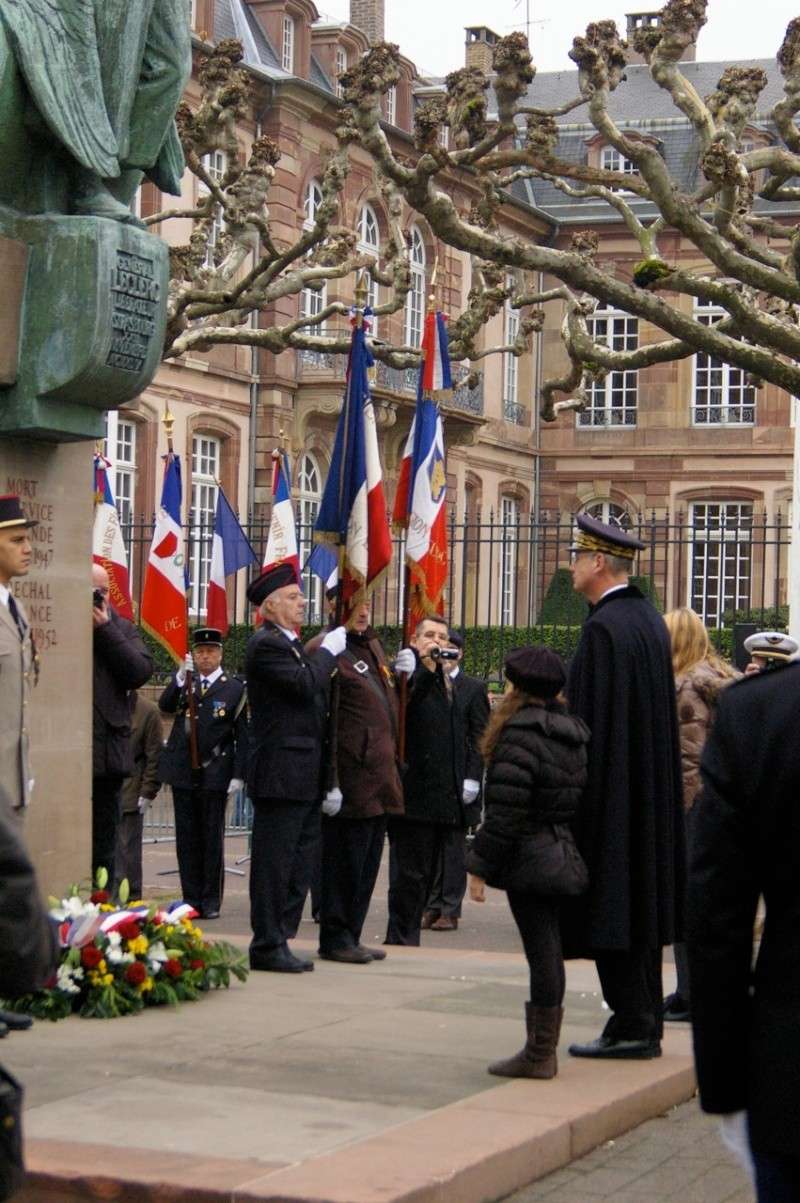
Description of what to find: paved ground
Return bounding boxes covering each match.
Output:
[504,1100,752,1203]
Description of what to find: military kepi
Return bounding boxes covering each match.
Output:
[0,495,38,530]
[192,627,223,647]
[743,630,798,662]
[246,562,297,606]
[570,512,644,561]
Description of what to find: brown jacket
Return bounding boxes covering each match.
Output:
[675,660,738,809]
[306,627,403,819]
[121,694,164,813]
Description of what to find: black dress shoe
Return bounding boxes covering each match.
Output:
[569,1035,662,1060]
[359,945,386,960]
[319,946,372,964]
[0,1022,7,1039]
[250,950,310,974]
[201,910,221,920]
[663,993,691,1022]
[0,1010,32,1031]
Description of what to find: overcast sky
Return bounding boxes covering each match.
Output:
[316,1,798,77]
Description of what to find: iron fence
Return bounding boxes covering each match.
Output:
[123,504,791,664]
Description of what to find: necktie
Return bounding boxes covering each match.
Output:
[201,678,209,695]
[6,594,25,641]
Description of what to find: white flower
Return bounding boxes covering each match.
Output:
[51,897,99,922]
[107,931,122,949]
[107,947,133,966]
[147,940,168,964]
[56,963,83,996]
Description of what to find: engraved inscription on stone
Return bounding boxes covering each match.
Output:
[106,250,160,373]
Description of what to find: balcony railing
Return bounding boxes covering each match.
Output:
[297,350,483,416]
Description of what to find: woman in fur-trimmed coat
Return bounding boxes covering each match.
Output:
[466,646,588,1080]
[662,608,739,1021]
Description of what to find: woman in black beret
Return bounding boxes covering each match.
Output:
[466,646,589,1079]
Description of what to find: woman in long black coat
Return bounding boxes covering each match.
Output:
[466,647,589,1079]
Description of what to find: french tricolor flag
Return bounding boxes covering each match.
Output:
[140,453,188,663]
[206,488,257,636]
[263,449,300,580]
[92,454,133,620]
[392,310,451,637]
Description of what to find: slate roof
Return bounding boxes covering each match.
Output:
[505,58,796,223]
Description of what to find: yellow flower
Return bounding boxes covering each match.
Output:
[99,903,116,912]
[140,976,154,993]
[128,935,149,955]
[102,973,114,986]
[97,959,108,975]
[165,925,175,936]
[129,900,145,907]
[180,917,192,927]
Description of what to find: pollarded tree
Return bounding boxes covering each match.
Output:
[337,0,800,419]
[153,39,537,375]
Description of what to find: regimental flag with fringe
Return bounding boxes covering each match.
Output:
[92,453,133,620]
[206,487,257,636]
[309,308,391,616]
[141,452,188,663]
[264,448,300,581]
[392,310,451,637]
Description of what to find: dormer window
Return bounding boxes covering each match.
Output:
[600,145,638,192]
[335,47,347,99]
[282,15,295,72]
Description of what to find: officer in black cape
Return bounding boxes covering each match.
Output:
[562,513,686,1059]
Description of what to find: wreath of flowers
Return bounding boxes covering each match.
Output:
[3,870,248,1021]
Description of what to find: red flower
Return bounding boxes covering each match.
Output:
[117,920,141,941]
[163,959,183,979]
[125,961,147,985]
[189,958,205,971]
[90,890,110,904]
[81,946,103,969]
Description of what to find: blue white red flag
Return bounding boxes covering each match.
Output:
[263,449,300,580]
[392,310,451,637]
[141,453,188,663]
[92,454,133,620]
[310,309,391,615]
[206,487,257,636]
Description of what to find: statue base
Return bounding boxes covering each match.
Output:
[0,206,169,442]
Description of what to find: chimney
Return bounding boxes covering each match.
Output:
[625,11,697,64]
[465,26,499,75]
[349,0,385,44]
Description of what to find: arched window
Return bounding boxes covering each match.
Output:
[583,500,633,530]
[189,434,221,617]
[303,178,323,229]
[297,452,324,624]
[405,226,426,348]
[358,204,380,336]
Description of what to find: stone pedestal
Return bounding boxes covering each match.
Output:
[0,442,92,894]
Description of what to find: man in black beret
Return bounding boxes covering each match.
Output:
[564,512,685,1059]
[159,627,247,919]
[245,564,346,972]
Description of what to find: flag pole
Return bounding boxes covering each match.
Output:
[397,259,439,764]
[163,401,200,775]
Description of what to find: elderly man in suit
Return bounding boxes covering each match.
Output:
[245,564,346,973]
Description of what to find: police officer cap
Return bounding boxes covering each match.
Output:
[570,513,645,562]
[743,630,798,661]
[192,627,223,647]
[0,494,38,530]
[246,562,297,606]
[504,645,566,699]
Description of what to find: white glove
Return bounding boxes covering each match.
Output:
[227,778,244,797]
[393,647,416,676]
[136,796,149,815]
[462,779,480,804]
[321,625,347,657]
[719,1112,755,1183]
[322,787,343,816]
[176,653,194,686]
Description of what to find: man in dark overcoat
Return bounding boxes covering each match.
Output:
[423,631,489,931]
[245,563,345,973]
[115,690,163,899]
[564,513,685,1059]
[385,614,476,946]
[306,600,404,963]
[688,663,800,1198]
[159,628,247,919]
[92,562,153,885]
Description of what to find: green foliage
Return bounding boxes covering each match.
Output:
[537,568,588,625]
[721,605,789,630]
[632,257,672,288]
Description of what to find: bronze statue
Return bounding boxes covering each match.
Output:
[0,0,191,223]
